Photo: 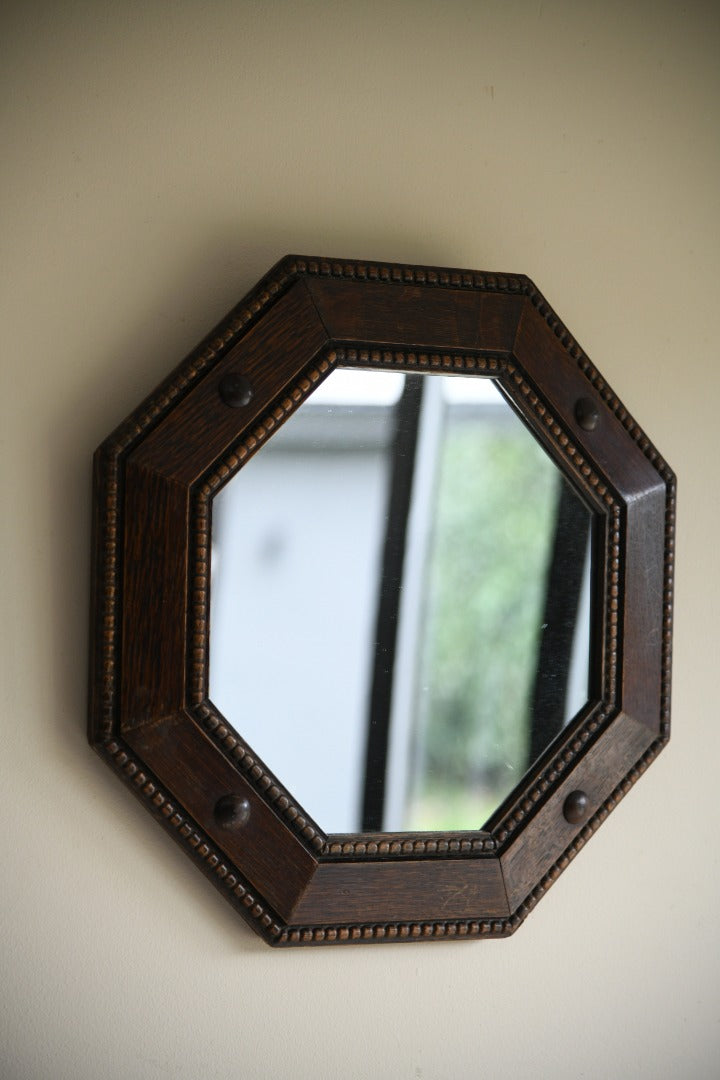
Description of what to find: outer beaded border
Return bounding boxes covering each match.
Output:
[100,737,284,941]
[272,733,667,946]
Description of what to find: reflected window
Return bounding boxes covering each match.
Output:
[210,370,593,834]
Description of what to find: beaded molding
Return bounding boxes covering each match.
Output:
[95,726,668,948]
[270,732,667,947]
[288,256,529,293]
[92,258,303,744]
[508,733,667,930]
[101,737,283,940]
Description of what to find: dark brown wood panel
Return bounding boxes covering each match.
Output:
[128,281,329,485]
[289,857,508,925]
[121,464,188,730]
[500,709,655,912]
[513,299,664,502]
[307,277,523,353]
[622,488,667,731]
[126,712,317,920]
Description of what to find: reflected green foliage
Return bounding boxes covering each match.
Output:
[407,407,559,830]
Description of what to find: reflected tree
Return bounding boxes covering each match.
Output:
[408,413,559,827]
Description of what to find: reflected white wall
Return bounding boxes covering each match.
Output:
[210,422,388,832]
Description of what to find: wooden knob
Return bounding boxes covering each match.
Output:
[213,794,251,827]
[563,790,589,824]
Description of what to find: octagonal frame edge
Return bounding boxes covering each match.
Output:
[89,255,675,946]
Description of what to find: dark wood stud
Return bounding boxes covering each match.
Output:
[575,396,599,430]
[214,795,251,828]
[563,790,590,824]
[219,372,254,408]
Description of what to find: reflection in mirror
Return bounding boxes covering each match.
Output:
[210,370,594,834]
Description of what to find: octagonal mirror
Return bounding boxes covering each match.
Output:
[89,255,674,946]
[210,369,595,836]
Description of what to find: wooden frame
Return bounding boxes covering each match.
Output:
[89,255,675,946]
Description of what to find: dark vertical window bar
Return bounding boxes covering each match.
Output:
[361,374,425,832]
[527,480,592,768]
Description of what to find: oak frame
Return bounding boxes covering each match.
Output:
[89,255,675,946]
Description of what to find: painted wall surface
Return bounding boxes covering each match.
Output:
[2,3,718,1077]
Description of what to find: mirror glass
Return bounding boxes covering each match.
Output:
[209,370,594,834]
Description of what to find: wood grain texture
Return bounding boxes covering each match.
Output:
[622,488,667,731]
[289,858,509,924]
[98,735,286,942]
[513,298,664,501]
[120,466,189,729]
[128,280,329,485]
[500,709,656,911]
[88,255,675,946]
[125,712,317,920]
[306,276,523,353]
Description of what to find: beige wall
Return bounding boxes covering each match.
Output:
[2,3,718,1077]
